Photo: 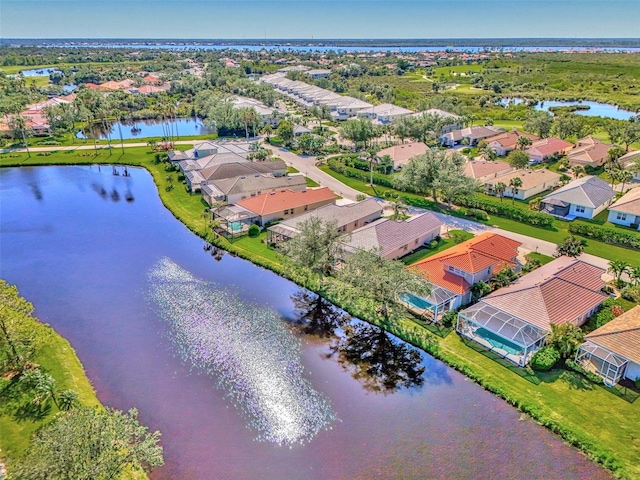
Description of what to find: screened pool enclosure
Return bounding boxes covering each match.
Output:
[457,303,548,366]
[575,342,629,387]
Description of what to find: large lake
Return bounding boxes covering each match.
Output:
[0,166,611,480]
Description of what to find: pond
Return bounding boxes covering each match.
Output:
[76,117,216,141]
[10,67,62,77]
[0,166,611,480]
[500,98,637,120]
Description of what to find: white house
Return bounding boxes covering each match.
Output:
[607,187,640,229]
[540,176,616,220]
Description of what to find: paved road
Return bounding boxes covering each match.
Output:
[264,145,363,201]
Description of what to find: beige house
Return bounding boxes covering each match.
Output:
[485,169,561,200]
[202,174,307,205]
[464,159,515,183]
[568,137,614,168]
[485,131,538,157]
[377,142,430,170]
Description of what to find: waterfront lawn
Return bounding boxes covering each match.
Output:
[0,330,100,461]
[438,332,640,479]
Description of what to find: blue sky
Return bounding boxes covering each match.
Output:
[2,0,639,39]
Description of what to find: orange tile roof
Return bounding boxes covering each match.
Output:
[411,232,521,292]
[485,131,538,149]
[235,187,336,216]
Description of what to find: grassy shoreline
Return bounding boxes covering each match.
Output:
[0,320,101,462]
[2,148,639,479]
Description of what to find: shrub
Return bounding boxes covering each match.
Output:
[568,223,640,250]
[565,359,605,385]
[326,158,395,188]
[465,208,489,221]
[635,378,640,389]
[620,285,640,303]
[455,195,554,228]
[440,309,459,328]
[530,346,560,371]
[428,240,438,249]
[248,224,260,237]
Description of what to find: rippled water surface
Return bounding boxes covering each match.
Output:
[0,166,611,480]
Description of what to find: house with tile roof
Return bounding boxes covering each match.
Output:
[233,187,337,227]
[184,160,287,192]
[267,199,383,244]
[360,103,414,124]
[484,168,561,200]
[607,187,640,229]
[619,150,640,181]
[540,175,616,219]
[343,212,443,260]
[485,131,538,157]
[202,173,307,205]
[463,159,515,183]
[457,257,606,367]
[407,233,521,321]
[567,137,615,168]
[439,126,505,147]
[525,137,574,164]
[377,142,430,170]
[576,305,640,386]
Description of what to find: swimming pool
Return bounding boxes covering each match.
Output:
[401,293,434,311]
[475,328,523,356]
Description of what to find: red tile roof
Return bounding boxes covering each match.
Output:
[235,187,336,216]
[526,137,574,157]
[410,232,521,293]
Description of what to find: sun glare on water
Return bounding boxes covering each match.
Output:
[148,258,336,445]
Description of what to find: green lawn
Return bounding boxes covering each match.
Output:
[318,165,640,267]
[0,329,100,461]
[525,252,555,266]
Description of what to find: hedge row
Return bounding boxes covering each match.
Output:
[326,158,395,188]
[568,223,640,250]
[455,195,554,228]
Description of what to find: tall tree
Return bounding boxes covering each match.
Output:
[508,176,523,204]
[277,217,346,290]
[13,406,164,480]
[608,260,631,286]
[394,148,468,203]
[333,250,431,324]
[506,150,530,169]
[494,181,507,202]
[524,111,553,138]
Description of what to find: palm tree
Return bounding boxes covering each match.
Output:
[10,115,32,158]
[479,143,496,161]
[508,177,523,205]
[359,151,374,185]
[201,209,210,233]
[516,136,533,150]
[495,181,507,202]
[629,266,640,286]
[608,260,631,286]
[390,195,407,220]
[619,170,633,192]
